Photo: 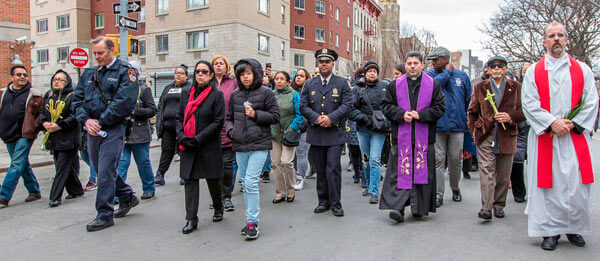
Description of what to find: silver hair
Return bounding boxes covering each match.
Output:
[544,21,568,38]
[90,36,115,50]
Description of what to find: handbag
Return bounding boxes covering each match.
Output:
[282,128,301,147]
[360,87,391,133]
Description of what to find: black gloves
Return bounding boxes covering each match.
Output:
[180,137,199,148]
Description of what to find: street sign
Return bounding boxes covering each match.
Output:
[113,1,142,14]
[69,48,89,68]
[117,15,138,31]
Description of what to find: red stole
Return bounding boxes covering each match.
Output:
[533,55,594,188]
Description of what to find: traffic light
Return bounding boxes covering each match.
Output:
[105,34,138,56]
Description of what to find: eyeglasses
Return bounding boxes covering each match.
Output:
[53,78,67,82]
[489,64,506,69]
[14,73,28,77]
[547,33,565,39]
[195,69,210,75]
[174,71,187,75]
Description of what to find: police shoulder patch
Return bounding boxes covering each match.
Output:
[127,69,137,82]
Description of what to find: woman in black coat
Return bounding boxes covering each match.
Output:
[176,60,226,234]
[40,70,84,207]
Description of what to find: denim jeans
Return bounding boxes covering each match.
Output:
[80,148,97,182]
[262,151,272,173]
[117,142,155,194]
[236,150,268,223]
[296,133,310,177]
[232,158,238,187]
[357,131,386,195]
[0,138,40,201]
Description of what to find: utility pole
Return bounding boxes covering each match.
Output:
[119,0,128,61]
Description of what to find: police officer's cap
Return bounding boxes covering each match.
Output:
[315,48,338,62]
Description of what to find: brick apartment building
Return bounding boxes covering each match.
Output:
[1,0,31,88]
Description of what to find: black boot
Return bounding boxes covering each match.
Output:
[182,219,198,234]
[541,235,560,250]
[212,209,224,222]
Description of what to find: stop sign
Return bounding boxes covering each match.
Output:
[69,48,89,68]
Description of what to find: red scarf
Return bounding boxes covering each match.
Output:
[534,55,594,188]
[179,85,212,151]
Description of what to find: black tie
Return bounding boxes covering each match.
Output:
[322,79,327,87]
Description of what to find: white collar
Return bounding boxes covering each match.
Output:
[544,53,570,71]
[320,74,333,84]
[105,57,118,70]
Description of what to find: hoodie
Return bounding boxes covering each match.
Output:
[0,80,43,143]
[39,70,81,150]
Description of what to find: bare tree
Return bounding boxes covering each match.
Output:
[396,23,438,61]
[480,0,600,66]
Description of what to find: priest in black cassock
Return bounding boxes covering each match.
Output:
[379,51,445,222]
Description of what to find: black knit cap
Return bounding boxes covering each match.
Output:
[364,61,379,73]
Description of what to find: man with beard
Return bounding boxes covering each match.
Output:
[379,51,445,222]
[521,21,598,251]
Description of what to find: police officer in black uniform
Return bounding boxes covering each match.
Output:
[73,36,140,232]
[300,48,353,216]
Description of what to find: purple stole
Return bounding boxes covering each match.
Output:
[395,74,434,190]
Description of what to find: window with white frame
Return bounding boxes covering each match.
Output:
[354,9,358,25]
[258,34,269,53]
[37,49,48,63]
[187,31,208,50]
[139,40,146,56]
[330,3,333,16]
[258,0,269,14]
[57,47,69,62]
[188,0,208,9]
[346,40,350,52]
[294,25,305,39]
[157,35,169,52]
[281,41,285,58]
[336,34,339,47]
[157,0,169,14]
[57,14,70,30]
[315,28,325,42]
[294,0,304,10]
[281,5,285,23]
[315,1,325,14]
[336,8,339,21]
[95,13,104,29]
[294,54,304,67]
[347,16,350,28]
[36,19,48,33]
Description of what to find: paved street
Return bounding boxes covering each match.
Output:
[0,140,599,260]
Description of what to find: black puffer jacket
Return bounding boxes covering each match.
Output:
[225,59,280,152]
[513,121,529,163]
[125,82,157,144]
[39,70,81,151]
[348,77,389,132]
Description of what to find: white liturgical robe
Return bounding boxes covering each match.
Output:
[522,53,599,237]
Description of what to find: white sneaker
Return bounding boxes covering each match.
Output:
[293,175,304,191]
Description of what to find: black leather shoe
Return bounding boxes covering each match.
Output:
[286,193,295,203]
[182,219,198,234]
[463,172,471,179]
[541,235,560,250]
[314,205,330,213]
[452,190,462,202]
[86,219,114,232]
[493,208,505,218]
[566,234,585,247]
[141,193,155,200]
[49,200,61,207]
[389,210,404,223]
[272,196,285,204]
[435,197,443,208]
[114,194,139,218]
[25,193,41,202]
[514,197,526,203]
[65,193,83,199]
[332,207,344,217]
[212,209,224,222]
[478,209,492,220]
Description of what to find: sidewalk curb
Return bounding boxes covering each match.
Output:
[0,144,161,174]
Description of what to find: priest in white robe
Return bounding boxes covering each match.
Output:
[522,21,599,251]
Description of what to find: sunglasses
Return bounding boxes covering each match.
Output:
[14,73,28,77]
[195,69,210,75]
[489,64,506,69]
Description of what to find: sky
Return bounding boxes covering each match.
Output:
[396,0,503,60]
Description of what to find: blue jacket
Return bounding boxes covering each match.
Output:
[72,59,139,128]
[426,68,472,132]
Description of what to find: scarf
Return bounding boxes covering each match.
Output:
[179,85,212,151]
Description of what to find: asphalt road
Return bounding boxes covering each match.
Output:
[1,141,599,260]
